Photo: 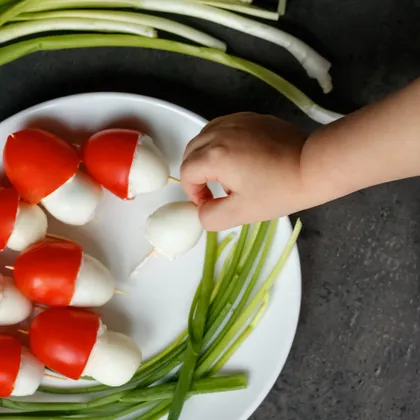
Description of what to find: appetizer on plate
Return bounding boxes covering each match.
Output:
[4,129,103,226]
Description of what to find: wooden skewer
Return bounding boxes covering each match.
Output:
[168,176,181,184]
[44,373,67,381]
[18,329,28,335]
[130,249,158,278]
[5,266,14,271]
[114,289,128,295]
[46,233,71,242]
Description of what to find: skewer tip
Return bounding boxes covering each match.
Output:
[168,176,181,184]
[114,289,128,295]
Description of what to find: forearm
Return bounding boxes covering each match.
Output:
[300,78,420,206]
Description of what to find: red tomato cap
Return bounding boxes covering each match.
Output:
[0,334,21,397]
[14,239,83,306]
[29,308,100,380]
[82,129,139,200]
[0,187,19,251]
[3,129,81,204]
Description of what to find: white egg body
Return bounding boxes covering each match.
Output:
[7,202,48,252]
[0,277,32,325]
[127,135,170,198]
[146,201,204,259]
[83,323,142,387]
[41,171,103,226]
[11,348,45,397]
[70,254,115,307]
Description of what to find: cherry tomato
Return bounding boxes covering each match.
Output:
[0,187,19,251]
[0,334,21,397]
[4,129,81,204]
[29,308,100,380]
[82,129,139,199]
[14,239,83,306]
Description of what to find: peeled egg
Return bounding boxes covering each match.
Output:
[146,201,204,259]
[41,171,103,226]
[29,309,141,387]
[127,135,170,198]
[7,202,48,252]
[83,323,142,387]
[0,276,32,326]
[14,239,115,308]
[11,348,45,397]
[0,335,45,398]
[70,254,115,307]
[83,129,170,200]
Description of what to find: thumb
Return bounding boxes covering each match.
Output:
[198,195,245,231]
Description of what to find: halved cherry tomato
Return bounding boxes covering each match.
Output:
[29,308,100,380]
[0,334,21,397]
[82,129,139,199]
[0,187,19,251]
[4,129,81,204]
[14,239,83,306]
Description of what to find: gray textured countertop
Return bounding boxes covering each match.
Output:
[1,1,419,419]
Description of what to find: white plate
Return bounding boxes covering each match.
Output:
[0,93,301,420]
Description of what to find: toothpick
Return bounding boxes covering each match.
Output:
[130,249,158,277]
[18,329,28,335]
[168,176,181,184]
[5,265,14,271]
[114,289,128,295]
[46,233,71,242]
[44,373,67,380]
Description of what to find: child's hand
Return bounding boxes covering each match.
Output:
[181,113,310,231]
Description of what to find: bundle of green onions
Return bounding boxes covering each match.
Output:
[0,0,343,124]
[0,218,302,420]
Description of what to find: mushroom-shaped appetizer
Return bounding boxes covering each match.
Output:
[14,239,115,308]
[0,186,47,252]
[0,334,44,397]
[4,129,103,225]
[0,276,32,326]
[82,129,170,200]
[146,201,204,260]
[29,308,142,386]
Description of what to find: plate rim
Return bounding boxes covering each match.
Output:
[0,91,302,420]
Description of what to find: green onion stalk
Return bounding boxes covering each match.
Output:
[0,0,332,92]
[11,10,227,50]
[0,35,342,124]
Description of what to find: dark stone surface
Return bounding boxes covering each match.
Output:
[1,0,420,419]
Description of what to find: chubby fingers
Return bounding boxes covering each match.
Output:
[180,145,221,205]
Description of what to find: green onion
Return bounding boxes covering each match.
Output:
[0,17,157,43]
[12,10,227,50]
[0,34,341,123]
[196,220,301,375]
[201,220,277,364]
[0,0,332,92]
[278,0,287,16]
[197,1,280,20]
[121,374,247,402]
[170,232,217,420]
